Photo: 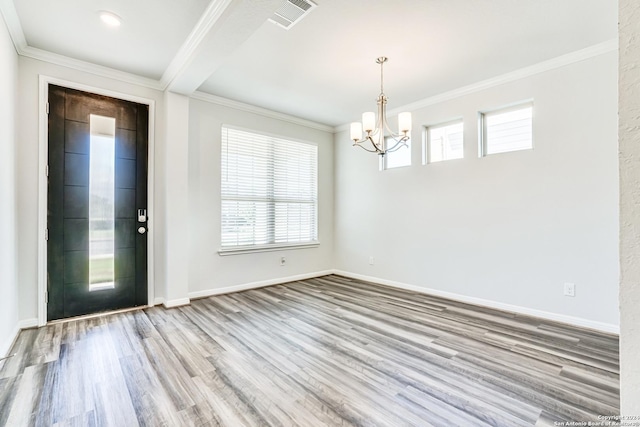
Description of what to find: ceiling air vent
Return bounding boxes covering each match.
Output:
[269,0,317,30]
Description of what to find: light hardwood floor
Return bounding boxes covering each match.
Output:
[0,275,619,426]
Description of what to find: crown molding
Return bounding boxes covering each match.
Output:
[0,0,27,51]
[19,46,163,90]
[336,39,618,132]
[191,91,334,133]
[389,39,618,116]
[159,0,234,90]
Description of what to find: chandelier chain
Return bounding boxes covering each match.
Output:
[377,56,387,95]
[380,58,384,94]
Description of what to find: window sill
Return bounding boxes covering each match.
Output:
[218,241,320,256]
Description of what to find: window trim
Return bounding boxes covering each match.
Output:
[479,100,534,157]
[218,241,320,256]
[219,125,319,254]
[422,118,464,165]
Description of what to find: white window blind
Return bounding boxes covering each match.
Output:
[425,120,464,163]
[221,126,318,251]
[482,103,533,155]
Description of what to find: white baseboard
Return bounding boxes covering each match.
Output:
[332,270,620,335]
[163,298,191,309]
[188,270,334,299]
[1,317,40,359]
[1,325,20,360]
[18,318,39,329]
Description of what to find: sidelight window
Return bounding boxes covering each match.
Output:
[88,114,116,291]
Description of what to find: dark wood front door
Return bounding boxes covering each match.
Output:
[47,84,149,321]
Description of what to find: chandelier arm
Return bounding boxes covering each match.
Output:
[381,101,406,140]
[353,133,383,150]
[384,136,409,153]
[386,143,406,154]
[383,119,398,137]
[365,133,383,152]
[354,142,381,154]
[371,134,386,153]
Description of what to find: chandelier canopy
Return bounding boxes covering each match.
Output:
[350,57,412,157]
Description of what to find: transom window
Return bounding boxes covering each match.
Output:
[383,136,411,170]
[220,126,318,252]
[424,120,464,164]
[481,102,533,156]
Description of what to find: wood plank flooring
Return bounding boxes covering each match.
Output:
[0,275,620,426]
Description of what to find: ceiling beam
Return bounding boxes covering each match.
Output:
[161,0,283,95]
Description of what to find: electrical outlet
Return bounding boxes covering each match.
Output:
[369,256,374,265]
[564,282,576,297]
[280,257,286,266]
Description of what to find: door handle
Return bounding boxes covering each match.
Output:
[138,227,146,234]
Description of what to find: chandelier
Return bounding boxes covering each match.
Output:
[350,57,412,156]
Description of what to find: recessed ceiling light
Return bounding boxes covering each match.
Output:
[99,11,122,27]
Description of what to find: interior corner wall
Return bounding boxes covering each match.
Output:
[334,51,619,328]
[0,13,19,356]
[187,98,334,295]
[619,0,640,415]
[15,57,165,322]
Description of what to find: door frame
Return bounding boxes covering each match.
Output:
[37,75,156,326]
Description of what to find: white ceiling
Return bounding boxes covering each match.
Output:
[2,0,617,127]
[12,0,211,79]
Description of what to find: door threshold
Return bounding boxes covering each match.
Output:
[47,305,152,325]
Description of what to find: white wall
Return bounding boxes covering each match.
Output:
[0,12,19,356]
[334,52,619,329]
[161,91,190,306]
[619,0,640,414]
[187,98,334,295]
[11,35,618,346]
[16,57,165,322]
[14,57,334,321]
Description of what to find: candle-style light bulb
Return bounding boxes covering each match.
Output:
[398,112,412,133]
[350,122,363,141]
[362,112,376,133]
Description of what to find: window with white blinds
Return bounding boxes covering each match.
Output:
[220,126,318,251]
[481,103,533,156]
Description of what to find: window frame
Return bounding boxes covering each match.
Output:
[479,101,534,157]
[423,118,465,165]
[219,125,319,255]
